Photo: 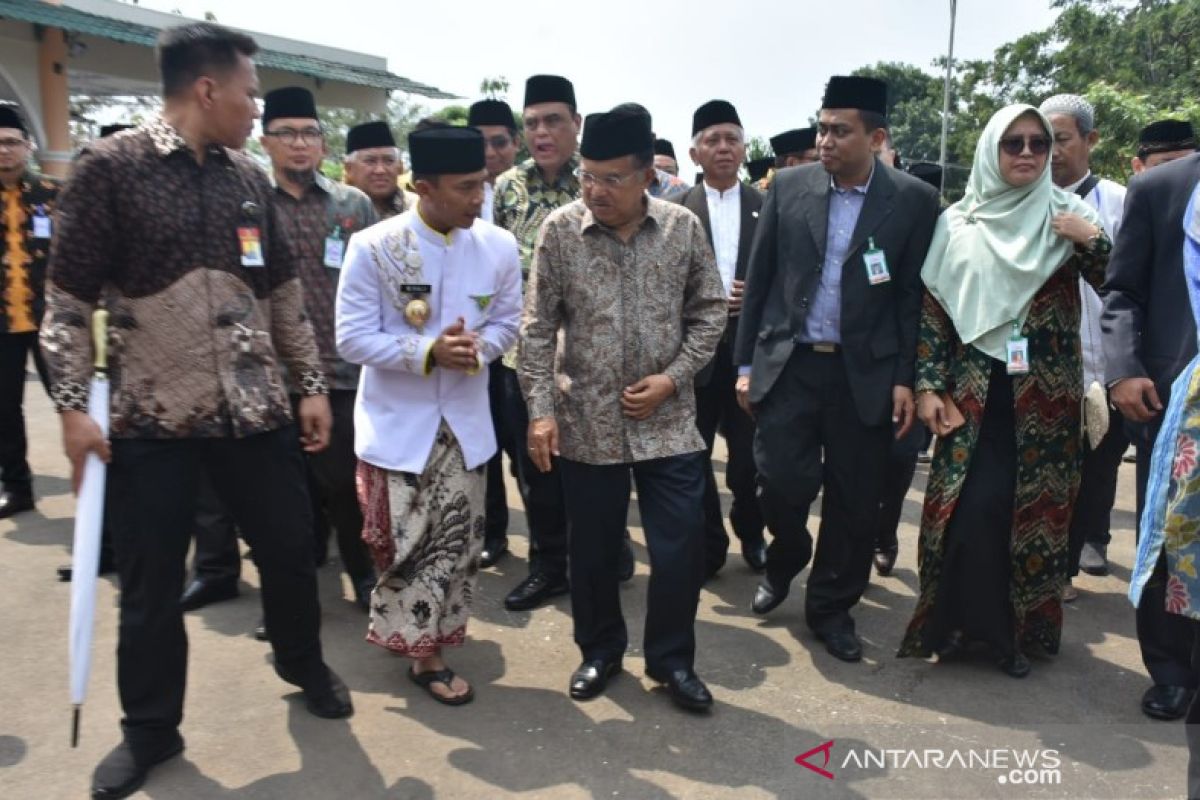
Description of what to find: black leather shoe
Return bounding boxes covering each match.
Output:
[91,735,184,799]
[57,551,117,582]
[274,662,354,719]
[504,572,569,611]
[873,547,898,577]
[1142,684,1194,721]
[1078,542,1109,576]
[0,490,34,519]
[751,576,789,615]
[816,628,863,662]
[742,540,767,572]
[480,539,509,568]
[647,667,713,712]
[253,617,268,641]
[619,534,635,582]
[353,576,375,612]
[569,658,622,700]
[179,578,238,612]
[998,652,1032,679]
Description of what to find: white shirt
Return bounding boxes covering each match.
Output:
[1065,172,1126,389]
[482,181,495,224]
[704,181,741,295]
[336,209,523,473]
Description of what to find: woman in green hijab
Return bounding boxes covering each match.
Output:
[897,104,1111,677]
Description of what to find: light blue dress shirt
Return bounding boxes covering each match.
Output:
[800,169,874,344]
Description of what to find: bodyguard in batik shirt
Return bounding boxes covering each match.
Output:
[0,104,57,519]
[490,74,582,611]
[187,86,380,619]
[41,23,352,799]
[520,106,726,712]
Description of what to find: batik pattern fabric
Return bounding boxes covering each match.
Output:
[1,170,59,334]
[899,249,1107,658]
[357,421,485,657]
[1134,185,1200,621]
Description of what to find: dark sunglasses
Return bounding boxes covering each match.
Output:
[999,135,1051,157]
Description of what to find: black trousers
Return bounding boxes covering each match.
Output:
[0,331,49,495]
[484,359,515,545]
[753,349,891,633]
[192,391,372,585]
[695,333,764,574]
[499,364,568,578]
[1133,425,1199,688]
[1067,408,1130,575]
[873,420,928,554]
[107,426,324,754]
[559,452,706,673]
[1187,619,1200,799]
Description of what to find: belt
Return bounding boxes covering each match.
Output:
[797,341,840,354]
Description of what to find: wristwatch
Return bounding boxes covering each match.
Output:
[1086,227,1112,255]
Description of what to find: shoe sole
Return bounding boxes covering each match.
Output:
[1143,705,1189,721]
[1079,566,1109,577]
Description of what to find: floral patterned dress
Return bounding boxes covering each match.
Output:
[899,248,1107,658]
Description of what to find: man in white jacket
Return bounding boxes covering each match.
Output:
[336,124,522,705]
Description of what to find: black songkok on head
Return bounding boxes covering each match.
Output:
[408,127,486,175]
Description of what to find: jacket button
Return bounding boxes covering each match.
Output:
[801,298,809,308]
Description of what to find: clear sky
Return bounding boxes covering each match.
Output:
[136,0,1062,176]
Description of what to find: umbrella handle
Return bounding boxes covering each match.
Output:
[92,308,109,372]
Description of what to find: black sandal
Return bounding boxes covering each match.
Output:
[407,666,475,706]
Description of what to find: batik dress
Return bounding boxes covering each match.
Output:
[899,247,1107,658]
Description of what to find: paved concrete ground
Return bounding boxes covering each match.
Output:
[0,370,1190,799]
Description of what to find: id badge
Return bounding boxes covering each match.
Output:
[1006,336,1030,375]
[31,213,51,239]
[323,235,345,268]
[238,226,265,267]
[863,237,890,285]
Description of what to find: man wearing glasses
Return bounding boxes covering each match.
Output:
[468,99,519,225]
[0,104,58,520]
[491,75,582,610]
[186,87,380,624]
[520,105,726,710]
[344,120,417,220]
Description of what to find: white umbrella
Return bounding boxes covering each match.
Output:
[68,308,109,747]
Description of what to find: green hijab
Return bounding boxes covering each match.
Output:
[920,103,1099,360]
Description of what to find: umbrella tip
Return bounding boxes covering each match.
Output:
[71,706,81,748]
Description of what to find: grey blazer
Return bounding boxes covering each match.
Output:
[733,160,939,426]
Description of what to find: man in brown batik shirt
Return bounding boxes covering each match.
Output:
[41,23,352,799]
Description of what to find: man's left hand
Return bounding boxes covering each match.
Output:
[892,385,915,440]
[728,279,745,315]
[621,375,676,420]
[298,394,333,453]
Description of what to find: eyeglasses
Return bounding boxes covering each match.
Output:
[485,135,514,150]
[0,138,28,150]
[264,127,324,145]
[523,114,568,133]
[579,169,644,189]
[998,135,1051,157]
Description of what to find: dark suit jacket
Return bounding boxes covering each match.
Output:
[733,160,940,426]
[673,182,763,387]
[1101,152,1200,404]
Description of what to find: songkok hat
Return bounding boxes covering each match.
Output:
[262,86,318,127]
[0,104,27,133]
[654,138,676,159]
[524,75,576,110]
[99,124,133,138]
[770,127,816,155]
[822,76,888,116]
[346,121,396,154]
[1138,119,1196,153]
[408,127,485,175]
[1038,94,1095,133]
[907,161,943,190]
[468,99,516,128]
[581,109,654,161]
[747,157,774,183]
[692,100,742,135]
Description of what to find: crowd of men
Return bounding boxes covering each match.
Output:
[1,19,1199,800]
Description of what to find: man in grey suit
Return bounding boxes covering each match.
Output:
[1102,151,1200,721]
[734,76,939,662]
[673,100,766,578]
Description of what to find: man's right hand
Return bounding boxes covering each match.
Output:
[431,317,479,371]
[62,409,111,494]
[735,374,754,417]
[1110,376,1163,423]
[527,416,560,473]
